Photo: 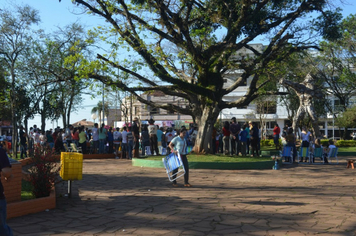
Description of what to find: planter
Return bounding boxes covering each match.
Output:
[7,187,56,219]
[2,160,22,203]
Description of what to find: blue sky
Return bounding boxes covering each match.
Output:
[1,0,356,129]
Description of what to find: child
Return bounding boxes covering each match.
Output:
[322,140,335,164]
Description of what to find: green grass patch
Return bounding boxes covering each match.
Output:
[21,180,35,201]
[337,147,356,152]
[141,154,271,162]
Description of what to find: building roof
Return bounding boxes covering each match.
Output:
[72,119,95,127]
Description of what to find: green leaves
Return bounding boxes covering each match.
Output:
[312,8,343,41]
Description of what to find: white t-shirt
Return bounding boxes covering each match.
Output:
[113,131,122,144]
[166,132,174,142]
[34,132,40,144]
[92,127,99,141]
[301,132,311,142]
[121,130,128,144]
[148,125,157,135]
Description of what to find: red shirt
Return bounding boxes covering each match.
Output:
[72,132,79,141]
[273,126,280,135]
[222,127,230,136]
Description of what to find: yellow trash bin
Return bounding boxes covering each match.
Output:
[60,152,83,181]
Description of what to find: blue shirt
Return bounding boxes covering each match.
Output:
[170,136,187,155]
[157,129,163,142]
[107,131,113,141]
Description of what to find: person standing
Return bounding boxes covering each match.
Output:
[127,126,134,159]
[98,124,107,154]
[121,126,128,159]
[46,130,54,149]
[72,128,79,147]
[64,125,73,145]
[132,117,140,158]
[0,142,13,236]
[239,125,248,156]
[28,127,35,157]
[249,122,259,157]
[229,117,241,156]
[140,125,150,155]
[246,122,251,154]
[273,124,281,150]
[169,128,191,187]
[107,127,114,154]
[285,128,297,162]
[113,128,122,159]
[157,125,163,147]
[148,119,159,155]
[78,126,87,154]
[19,126,27,159]
[92,123,99,154]
[165,127,175,153]
[222,121,230,155]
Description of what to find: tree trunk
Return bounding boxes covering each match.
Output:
[10,68,17,158]
[62,113,67,128]
[193,105,220,154]
[41,110,46,132]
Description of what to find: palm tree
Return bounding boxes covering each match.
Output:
[91,101,110,124]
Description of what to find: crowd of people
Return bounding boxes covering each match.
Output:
[274,124,335,164]
[14,118,201,160]
[215,118,261,157]
[5,116,344,163]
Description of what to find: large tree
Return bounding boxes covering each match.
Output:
[0,4,40,155]
[71,0,342,153]
[315,14,356,139]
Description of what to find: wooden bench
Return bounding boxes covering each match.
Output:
[347,159,354,169]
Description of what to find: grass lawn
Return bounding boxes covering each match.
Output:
[21,180,34,201]
[141,146,356,162]
[140,154,272,162]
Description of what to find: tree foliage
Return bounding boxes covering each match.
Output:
[0,4,40,154]
[69,0,341,152]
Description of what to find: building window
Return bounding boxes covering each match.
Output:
[150,107,159,115]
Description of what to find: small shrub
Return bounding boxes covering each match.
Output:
[29,144,60,198]
[336,140,356,147]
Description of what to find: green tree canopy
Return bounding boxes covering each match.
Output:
[71,0,342,153]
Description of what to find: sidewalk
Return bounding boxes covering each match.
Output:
[8,158,356,235]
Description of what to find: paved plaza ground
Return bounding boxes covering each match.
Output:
[8,157,356,235]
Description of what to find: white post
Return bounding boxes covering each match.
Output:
[332,96,335,139]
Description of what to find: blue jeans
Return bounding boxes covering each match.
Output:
[93,140,99,153]
[127,141,133,159]
[99,139,106,154]
[121,143,127,159]
[286,142,297,162]
[172,154,189,184]
[0,199,12,236]
[20,144,27,159]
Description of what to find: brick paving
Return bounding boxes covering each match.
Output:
[8,157,356,235]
